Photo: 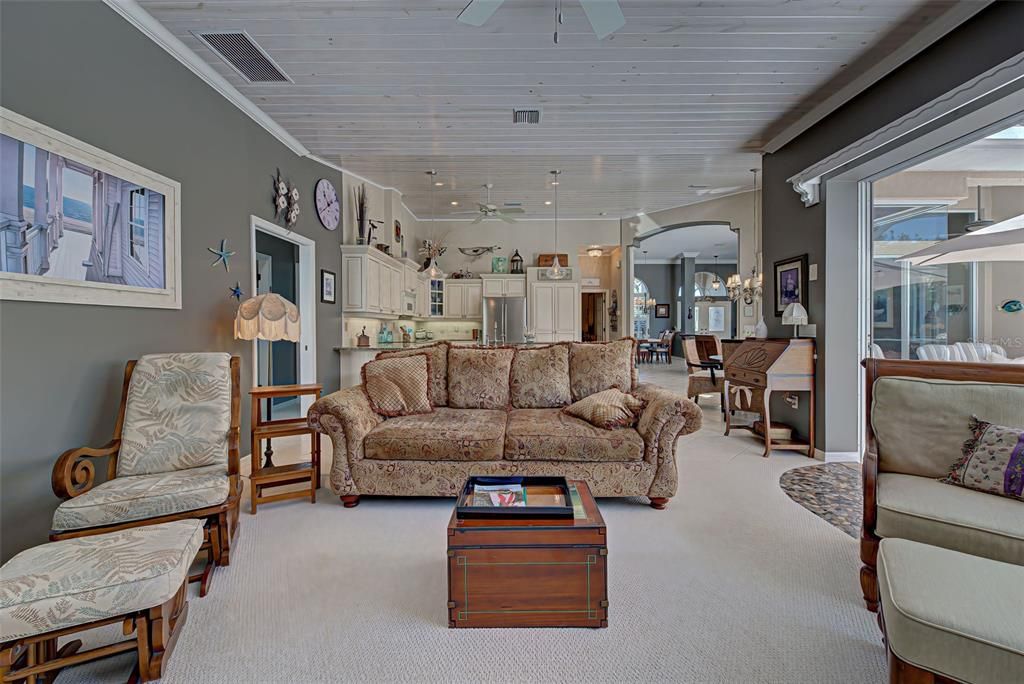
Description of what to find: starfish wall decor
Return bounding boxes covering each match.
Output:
[229,282,244,300]
[208,239,236,271]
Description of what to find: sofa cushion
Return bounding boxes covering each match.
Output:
[447,347,514,409]
[505,408,644,462]
[875,473,1024,565]
[510,343,571,408]
[0,520,204,641]
[377,342,449,407]
[117,352,232,477]
[363,408,507,461]
[563,388,644,430]
[944,417,1023,500]
[871,376,1024,478]
[52,465,230,532]
[568,338,637,401]
[362,354,433,417]
[877,538,1024,684]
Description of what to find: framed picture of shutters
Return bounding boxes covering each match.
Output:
[0,107,181,309]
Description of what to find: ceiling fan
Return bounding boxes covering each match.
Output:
[458,0,626,42]
[690,184,744,197]
[451,184,525,224]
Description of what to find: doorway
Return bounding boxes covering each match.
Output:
[249,215,317,418]
[581,290,608,341]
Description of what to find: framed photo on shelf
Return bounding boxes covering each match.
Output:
[773,254,809,317]
[320,269,336,304]
[654,303,670,319]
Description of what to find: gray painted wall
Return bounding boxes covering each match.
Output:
[634,264,678,337]
[0,1,346,561]
[760,1,1024,449]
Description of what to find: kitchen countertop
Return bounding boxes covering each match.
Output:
[334,340,544,352]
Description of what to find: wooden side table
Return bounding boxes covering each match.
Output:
[249,384,322,514]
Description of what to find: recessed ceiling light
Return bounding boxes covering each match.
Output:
[544,200,552,205]
[598,211,607,216]
[434,181,444,187]
[450,201,459,206]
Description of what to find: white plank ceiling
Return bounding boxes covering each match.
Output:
[138,0,962,218]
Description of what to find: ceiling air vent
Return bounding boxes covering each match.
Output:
[503,201,523,208]
[512,109,541,125]
[194,31,292,83]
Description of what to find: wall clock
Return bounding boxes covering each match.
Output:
[315,178,340,231]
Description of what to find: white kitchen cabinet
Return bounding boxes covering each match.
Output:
[530,281,580,342]
[444,281,483,319]
[366,258,382,312]
[341,245,412,317]
[480,274,526,297]
[389,264,402,313]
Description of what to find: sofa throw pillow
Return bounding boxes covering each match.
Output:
[943,416,1024,500]
[362,354,433,417]
[510,344,571,408]
[377,342,449,406]
[563,389,645,430]
[447,347,514,409]
[568,338,637,401]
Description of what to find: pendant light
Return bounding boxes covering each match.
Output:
[546,170,569,279]
[711,255,721,289]
[640,250,656,313]
[425,170,445,279]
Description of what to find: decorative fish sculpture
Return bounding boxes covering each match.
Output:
[458,246,500,259]
[998,299,1023,314]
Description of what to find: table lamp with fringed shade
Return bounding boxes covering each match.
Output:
[234,292,300,467]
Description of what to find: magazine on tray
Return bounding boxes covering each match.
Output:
[471,483,526,507]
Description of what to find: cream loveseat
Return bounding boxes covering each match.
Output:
[860,358,1024,613]
[309,340,702,509]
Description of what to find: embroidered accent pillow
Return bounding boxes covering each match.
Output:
[362,354,433,417]
[568,338,637,401]
[563,388,645,430]
[943,416,1024,500]
[447,347,514,409]
[376,342,449,406]
[510,344,571,408]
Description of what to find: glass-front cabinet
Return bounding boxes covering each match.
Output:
[429,278,444,317]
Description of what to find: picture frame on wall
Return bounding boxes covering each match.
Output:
[0,108,182,308]
[320,269,336,304]
[654,303,670,318]
[773,253,809,317]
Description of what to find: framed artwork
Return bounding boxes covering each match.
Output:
[873,288,893,328]
[320,269,336,304]
[773,254,808,317]
[0,108,181,308]
[491,256,508,273]
[654,303,670,318]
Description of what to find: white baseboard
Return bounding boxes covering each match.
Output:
[814,449,861,464]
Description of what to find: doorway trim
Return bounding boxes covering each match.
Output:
[249,215,317,413]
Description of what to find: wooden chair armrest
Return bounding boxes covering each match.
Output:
[51,440,121,499]
[862,449,879,534]
[227,426,241,477]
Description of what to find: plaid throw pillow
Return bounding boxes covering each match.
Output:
[563,388,645,430]
[943,416,1024,500]
[362,354,433,417]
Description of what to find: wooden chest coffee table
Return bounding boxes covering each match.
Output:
[446,479,607,628]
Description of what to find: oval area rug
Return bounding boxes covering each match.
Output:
[779,462,861,538]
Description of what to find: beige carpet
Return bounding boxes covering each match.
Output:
[57,364,885,683]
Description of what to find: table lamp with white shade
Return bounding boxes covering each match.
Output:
[234,292,300,467]
[782,302,808,339]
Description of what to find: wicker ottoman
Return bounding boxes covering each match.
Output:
[878,538,1023,684]
[1,520,202,683]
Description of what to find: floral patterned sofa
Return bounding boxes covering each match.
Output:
[308,340,702,509]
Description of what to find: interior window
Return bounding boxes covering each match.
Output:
[633,277,651,338]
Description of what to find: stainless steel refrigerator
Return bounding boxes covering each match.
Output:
[483,296,526,345]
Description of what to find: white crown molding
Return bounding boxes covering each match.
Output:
[763,1,993,154]
[787,52,1024,207]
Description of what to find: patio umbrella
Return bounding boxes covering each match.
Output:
[898,213,1024,265]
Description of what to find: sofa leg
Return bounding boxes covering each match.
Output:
[340,495,360,508]
[649,497,669,510]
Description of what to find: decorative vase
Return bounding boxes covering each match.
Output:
[754,316,768,339]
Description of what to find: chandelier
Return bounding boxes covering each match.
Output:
[586,246,603,258]
[727,169,762,305]
[638,250,656,312]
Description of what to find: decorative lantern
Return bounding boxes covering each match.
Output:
[510,249,524,274]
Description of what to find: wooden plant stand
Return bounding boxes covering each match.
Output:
[249,384,322,514]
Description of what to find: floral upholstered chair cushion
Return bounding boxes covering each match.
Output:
[510,344,571,408]
[117,353,232,477]
[568,338,637,401]
[944,417,1024,500]
[563,388,645,430]
[0,520,203,641]
[447,347,515,409]
[362,354,433,417]
[377,342,450,407]
[52,465,230,531]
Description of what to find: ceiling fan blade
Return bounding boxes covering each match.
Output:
[579,0,625,40]
[471,214,485,224]
[498,214,518,224]
[457,0,504,27]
